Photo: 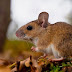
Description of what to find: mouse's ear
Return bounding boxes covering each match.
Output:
[38,12,49,28]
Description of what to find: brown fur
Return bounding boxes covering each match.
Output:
[16,12,72,59]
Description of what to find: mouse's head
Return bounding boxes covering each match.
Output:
[16,12,49,41]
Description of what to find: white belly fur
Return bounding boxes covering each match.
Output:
[45,44,60,58]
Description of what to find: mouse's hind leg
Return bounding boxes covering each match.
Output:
[49,57,65,62]
[49,48,65,62]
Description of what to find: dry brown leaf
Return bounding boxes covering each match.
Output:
[11,56,42,72]
[0,66,11,72]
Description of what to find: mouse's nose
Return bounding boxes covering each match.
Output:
[16,30,25,37]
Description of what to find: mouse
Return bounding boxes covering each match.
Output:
[16,12,72,61]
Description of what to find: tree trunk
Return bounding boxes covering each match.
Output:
[0,0,10,52]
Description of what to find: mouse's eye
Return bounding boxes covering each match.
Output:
[27,25,33,30]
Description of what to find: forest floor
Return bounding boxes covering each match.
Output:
[0,39,72,72]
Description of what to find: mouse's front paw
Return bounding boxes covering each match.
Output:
[31,46,39,52]
[31,46,36,52]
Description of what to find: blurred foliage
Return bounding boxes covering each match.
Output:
[4,39,33,51]
[3,39,42,60]
[3,39,33,55]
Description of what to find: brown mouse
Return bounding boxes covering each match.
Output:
[16,12,72,61]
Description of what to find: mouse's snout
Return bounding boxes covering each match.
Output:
[16,30,25,38]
